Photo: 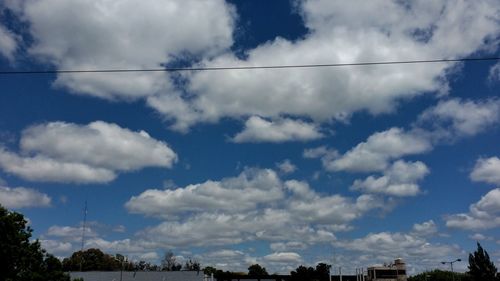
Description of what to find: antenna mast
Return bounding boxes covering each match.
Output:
[79,200,88,272]
[81,200,88,251]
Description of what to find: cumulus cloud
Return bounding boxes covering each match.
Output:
[470,157,500,185]
[445,188,500,230]
[5,1,498,131]
[312,98,500,175]
[489,62,500,82]
[263,252,302,264]
[0,121,177,183]
[270,242,307,252]
[0,185,51,208]
[6,0,234,100]
[46,225,98,241]
[0,148,117,183]
[326,128,431,172]
[126,169,284,218]
[276,159,297,174]
[334,228,462,273]
[40,239,73,255]
[232,116,323,143]
[170,0,500,130]
[411,220,438,237]
[468,233,493,241]
[351,160,429,197]
[418,98,500,138]
[127,168,389,248]
[0,24,17,60]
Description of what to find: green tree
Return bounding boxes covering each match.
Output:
[290,263,332,281]
[62,248,122,271]
[184,258,201,271]
[0,204,69,281]
[408,270,471,281]
[248,264,269,275]
[468,242,499,281]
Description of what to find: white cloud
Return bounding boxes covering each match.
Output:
[418,98,500,138]
[232,116,323,143]
[276,159,297,174]
[126,169,284,218]
[468,233,493,241]
[0,24,17,60]
[128,168,389,248]
[351,160,429,197]
[7,0,235,100]
[263,252,302,264]
[326,128,431,172]
[169,0,500,130]
[0,121,177,183]
[411,220,438,237]
[445,188,500,230]
[0,147,117,183]
[46,225,98,241]
[6,1,497,131]
[470,157,500,185]
[334,229,462,273]
[489,62,500,82]
[0,185,51,208]
[270,242,307,252]
[40,239,73,255]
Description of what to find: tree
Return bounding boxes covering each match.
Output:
[248,264,269,275]
[0,204,69,281]
[184,258,201,271]
[290,263,332,281]
[161,251,182,271]
[408,270,471,281]
[468,242,499,281]
[62,248,125,271]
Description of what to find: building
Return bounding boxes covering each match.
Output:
[365,259,407,281]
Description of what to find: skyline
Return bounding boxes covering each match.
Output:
[0,0,499,275]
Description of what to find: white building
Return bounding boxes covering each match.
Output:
[365,258,407,281]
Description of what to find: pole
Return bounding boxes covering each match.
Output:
[339,267,342,281]
[451,262,454,281]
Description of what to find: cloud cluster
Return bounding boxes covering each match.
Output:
[127,168,387,248]
[4,1,499,134]
[306,98,500,198]
[5,0,234,100]
[470,157,500,185]
[445,188,500,230]
[0,24,17,60]
[232,117,323,143]
[0,185,51,208]
[0,121,177,183]
[334,221,462,274]
[351,160,429,197]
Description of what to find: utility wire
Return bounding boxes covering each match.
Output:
[0,57,499,75]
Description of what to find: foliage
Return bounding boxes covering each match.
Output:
[468,242,499,281]
[0,204,70,281]
[184,258,201,271]
[248,264,269,275]
[203,266,218,276]
[408,270,471,281]
[161,250,182,271]
[290,263,332,281]
[62,248,128,271]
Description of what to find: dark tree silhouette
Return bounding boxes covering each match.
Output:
[0,204,69,281]
[248,263,269,275]
[468,242,498,281]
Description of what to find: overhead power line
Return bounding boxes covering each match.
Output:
[0,57,499,75]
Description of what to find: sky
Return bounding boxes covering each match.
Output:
[0,0,499,276]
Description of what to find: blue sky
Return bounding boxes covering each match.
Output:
[0,0,500,275]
